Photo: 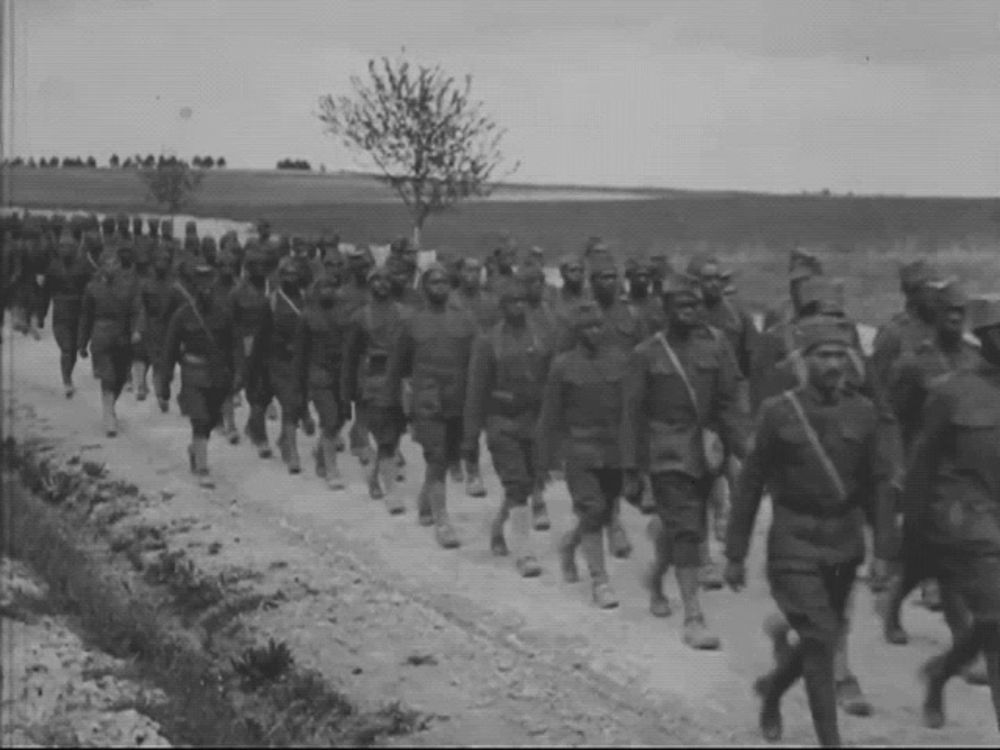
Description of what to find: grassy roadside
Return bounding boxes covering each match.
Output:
[1,437,427,747]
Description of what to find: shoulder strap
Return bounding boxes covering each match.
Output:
[783,390,847,502]
[654,332,702,423]
[173,282,218,350]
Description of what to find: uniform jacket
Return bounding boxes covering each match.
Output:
[77,273,141,354]
[451,288,500,331]
[159,295,242,396]
[702,297,757,379]
[342,298,406,404]
[621,326,747,478]
[536,343,627,470]
[250,288,305,383]
[463,319,554,447]
[292,302,351,394]
[871,308,934,395]
[625,294,666,336]
[44,256,91,324]
[727,385,886,570]
[902,363,1000,556]
[383,302,478,420]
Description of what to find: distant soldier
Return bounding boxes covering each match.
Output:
[484,244,517,293]
[291,274,352,490]
[256,218,272,245]
[132,216,144,238]
[100,215,117,244]
[341,265,408,506]
[200,235,218,266]
[45,235,92,397]
[464,277,554,576]
[725,315,889,746]
[760,249,823,331]
[387,252,424,311]
[899,298,1000,731]
[648,252,671,297]
[115,213,131,240]
[622,273,747,649]
[159,218,174,246]
[137,248,176,411]
[383,263,478,548]
[214,246,243,444]
[183,220,199,250]
[24,222,52,339]
[157,263,242,489]
[230,243,274,457]
[77,248,142,437]
[538,301,627,609]
[147,217,160,239]
[250,257,308,474]
[624,255,665,332]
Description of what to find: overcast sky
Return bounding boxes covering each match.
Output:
[6,0,1000,195]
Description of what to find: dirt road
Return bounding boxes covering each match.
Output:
[5,326,996,746]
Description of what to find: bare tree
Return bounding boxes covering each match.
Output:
[317,53,518,247]
[138,159,204,215]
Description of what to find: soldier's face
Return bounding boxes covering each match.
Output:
[562,264,584,289]
[592,271,618,300]
[668,295,701,328]
[370,274,390,298]
[579,322,603,349]
[423,271,450,304]
[938,306,965,340]
[697,263,723,303]
[501,295,527,324]
[324,259,344,284]
[805,344,848,390]
[460,262,482,289]
[525,277,544,304]
[630,270,650,295]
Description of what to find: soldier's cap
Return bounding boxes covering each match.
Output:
[571,301,604,330]
[200,235,217,251]
[788,247,816,272]
[116,212,129,224]
[495,277,528,302]
[588,253,618,277]
[929,277,967,310]
[558,253,584,271]
[152,247,172,264]
[795,315,856,353]
[967,297,1000,333]
[661,273,704,302]
[192,263,215,277]
[243,244,267,265]
[529,245,545,258]
[798,276,846,316]
[184,220,198,235]
[277,256,300,275]
[899,260,943,291]
[216,247,237,266]
[421,262,448,283]
[101,215,116,228]
[159,218,173,230]
[789,254,824,281]
[256,218,271,230]
[686,254,723,278]
[389,236,409,254]
[516,261,546,282]
[460,256,482,270]
[624,256,649,275]
[584,236,607,255]
[57,234,77,250]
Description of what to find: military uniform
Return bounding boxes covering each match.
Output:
[384,269,478,547]
[230,266,274,455]
[464,300,554,575]
[158,273,242,487]
[137,257,177,408]
[45,242,92,395]
[727,368,887,746]
[536,310,627,608]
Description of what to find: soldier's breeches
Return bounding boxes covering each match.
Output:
[359,402,403,453]
[269,368,304,424]
[413,416,463,467]
[936,552,1000,622]
[566,463,623,533]
[180,385,229,435]
[246,405,268,443]
[92,345,131,396]
[650,472,713,568]
[768,560,858,648]
[486,431,535,506]
[53,322,78,380]
[310,387,346,437]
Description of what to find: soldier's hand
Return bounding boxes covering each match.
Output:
[723,559,746,592]
[623,470,644,506]
[78,346,88,359]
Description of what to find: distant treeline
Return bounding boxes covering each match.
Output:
[1,155,228,169]
[276,158,313,171]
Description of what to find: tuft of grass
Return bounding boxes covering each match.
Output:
[232,639,295,690]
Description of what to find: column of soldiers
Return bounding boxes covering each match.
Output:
[5,211,1000,746]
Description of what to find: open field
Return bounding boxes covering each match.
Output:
[6,167,1000,325]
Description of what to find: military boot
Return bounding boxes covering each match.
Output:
[132,361,148,401]
[531,487,550,531]
[920,656,947,729]
[607,501,632,559]
[645,516,672,617]
[379,459,405,515]
[429,481,460,549]
[921,580,943,611]
[222,398,240,444]
[266,402,278,421]
[709,475,730,543]
[63,378,75,399]
[835,676,873,717]
[677,566,721,650]
[490,503,510,556]
[464,461,486,498]
[558,525,581,583]
[367,457,385,499]
[301,413,316,437]
[448,462,464,484]
[581,531,618,609]
[417,482,434,526]
[101,391,119,437]
[881,576,910,645]
[245,407,272,458]
[321,436,344,490]
[281,424,302,474]
[313,442,327,478]
[699,541,724,591]
[510,506,542,578]
[395,450,407,482]
[187,438,214,489]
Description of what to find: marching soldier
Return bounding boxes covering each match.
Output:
[157,263,243,489]
[622,273,747,649]
[293,274,351,491]
[725,315,890,746]
[341,265,407,507]
[901,297,1000,731]
[538,301,627,609]
[230,243,274,457]
[337,245,375,463]
[648,252,670,297]
[115,213,131,240]
[214,246,242,444]
[624,256,666,332]
[383,263,478,548]
[137,247,176,412]
[132,216,144,239]
[77,247,142,437]
[464,277,554,577]
[250,257,308,474]
[45,235,92,397]
[553,254,588,324]
[159,219,175,247]
[147,217,160,239]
